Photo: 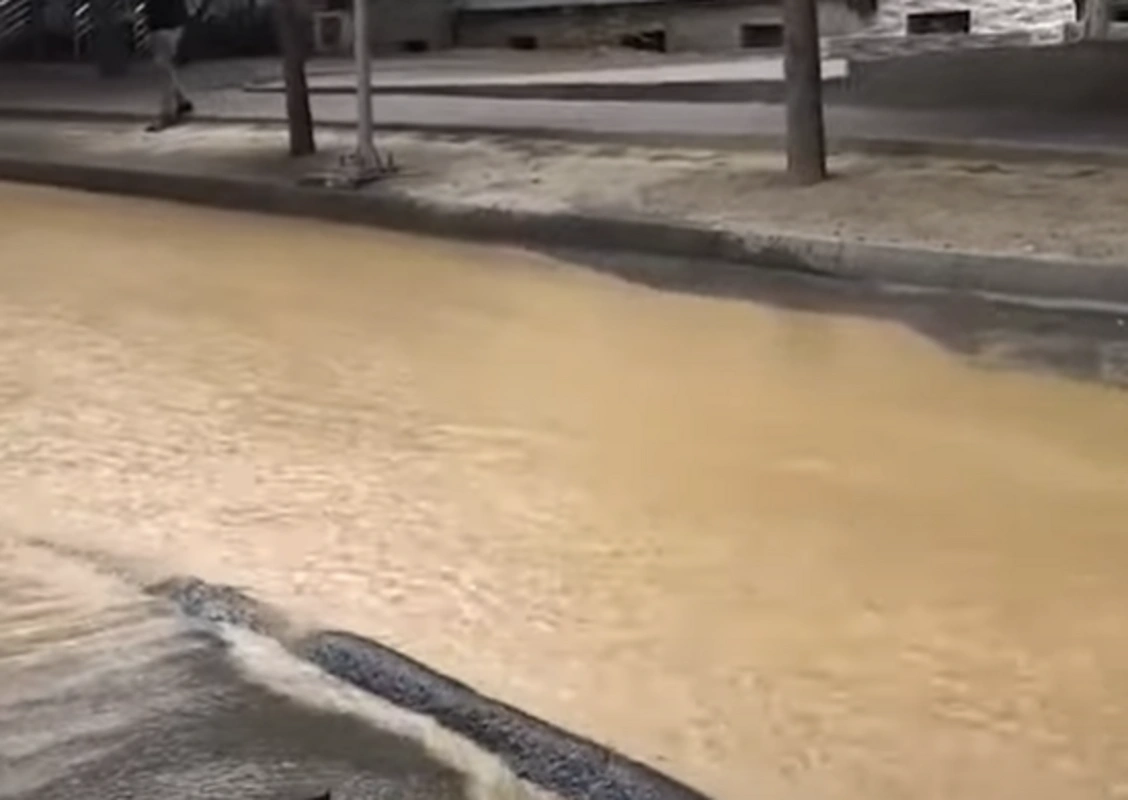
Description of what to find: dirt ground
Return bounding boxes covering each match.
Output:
[1,118,1126,263]
[395,134,1128,263]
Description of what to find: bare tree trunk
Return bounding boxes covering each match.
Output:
[783,0,827,184]
[274,0,315,156]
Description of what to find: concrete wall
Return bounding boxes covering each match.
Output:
[456,0,866,51]
[665,1,863,48]
[367,0,1079,57]
[368,0,454,52]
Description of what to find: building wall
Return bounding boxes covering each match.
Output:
[456,1,866,51]
[363,0,1078,58]
[368,0,454,52]
[664,1,863,49]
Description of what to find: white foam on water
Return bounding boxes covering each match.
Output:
[0,539,212,798]
[219,623,559,800]
[0,536,556,800]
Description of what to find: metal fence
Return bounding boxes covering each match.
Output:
[0,0,277,60]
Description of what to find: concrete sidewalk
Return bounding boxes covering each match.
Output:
[243,54,850,104]
[4,61,1128,165]
[235,44,1128,115]
[0,116,1126,305]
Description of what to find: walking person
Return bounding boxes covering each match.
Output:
[146,0,193,131]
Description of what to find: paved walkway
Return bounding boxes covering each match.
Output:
[3,61,1128,160]
[278,55,849,91]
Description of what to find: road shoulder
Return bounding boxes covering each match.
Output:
[1,118,1125,306]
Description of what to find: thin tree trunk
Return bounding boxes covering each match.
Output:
[783,0,827,184]
[274,0,315,156]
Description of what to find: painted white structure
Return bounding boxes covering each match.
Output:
[867,0,1075,41]
[831,0,1080,57]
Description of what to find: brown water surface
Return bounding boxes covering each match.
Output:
[2,182,1128,800]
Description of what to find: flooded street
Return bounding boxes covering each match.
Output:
[2,181,1128,800]
[0,539,535,800]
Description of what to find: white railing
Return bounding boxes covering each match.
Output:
[71,0,91,57]
[71,0,147,59]
[0,0,33,50]
[130,0,148,53]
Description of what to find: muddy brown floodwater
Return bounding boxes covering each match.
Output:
[2,182,1128,800]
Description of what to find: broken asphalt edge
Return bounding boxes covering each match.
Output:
[3,104,1128,169]
[0,146,1126,307]
[148,576,711,800]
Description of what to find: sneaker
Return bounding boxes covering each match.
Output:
[145,115,176,133]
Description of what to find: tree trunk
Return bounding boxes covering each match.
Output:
[783,0,827,184]
[274,0,315,156]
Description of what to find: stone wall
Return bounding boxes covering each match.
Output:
[868,0,1074,38]
[830,0,1077,59]
[455,0,865,51]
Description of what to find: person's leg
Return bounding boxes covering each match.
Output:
[167,27,193,114]
[147,28,178,130]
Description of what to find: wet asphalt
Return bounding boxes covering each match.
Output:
[1,549,705,800]
[13,650,470,800]
[0,551,473,800]
[559,247,1128,389]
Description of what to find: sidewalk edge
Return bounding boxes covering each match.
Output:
[1,151,1126,306]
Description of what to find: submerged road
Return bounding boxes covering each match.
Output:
[0,540,540,800]
[2,182,1128,800]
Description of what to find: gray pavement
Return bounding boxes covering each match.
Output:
[259,54,849,91]
[243,53,850,105]
[3,60,1128,158]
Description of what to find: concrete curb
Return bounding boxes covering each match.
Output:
[149,577,711,800]
[1,148,1126,306]
[4,105,1128,169]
